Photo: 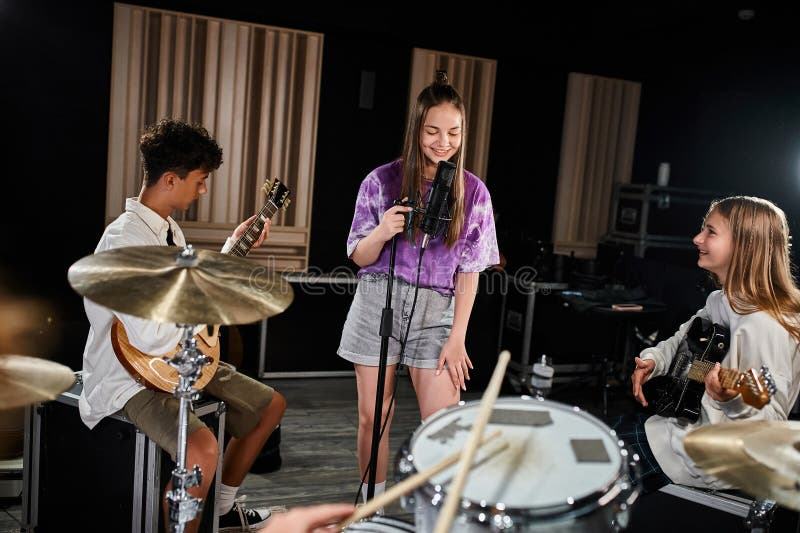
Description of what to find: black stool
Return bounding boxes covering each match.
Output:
[23,373,226,532]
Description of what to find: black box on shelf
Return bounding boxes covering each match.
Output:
[606,183,728,256]
[497,274,612,391]
[246,272,359,378]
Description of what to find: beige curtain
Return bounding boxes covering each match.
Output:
[552,72,641,258]
[107,3,323,270]
[408,48,496,181]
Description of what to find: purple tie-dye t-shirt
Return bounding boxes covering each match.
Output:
[346,159,500,295]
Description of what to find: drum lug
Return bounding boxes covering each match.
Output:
[491,512,514,530]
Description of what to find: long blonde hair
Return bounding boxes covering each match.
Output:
[400,71,466,247]
[708,196,800,343]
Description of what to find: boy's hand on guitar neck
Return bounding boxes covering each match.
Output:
[631,357,655,407]
[233,215,271,248]
[704,362,740,402]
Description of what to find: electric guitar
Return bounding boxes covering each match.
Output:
[650,316,776,422]
[111,178,291,392]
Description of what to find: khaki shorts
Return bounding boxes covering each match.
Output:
[123,361,274,460]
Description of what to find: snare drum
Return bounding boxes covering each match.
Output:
[395,397,640,532]
[344,515,415,531]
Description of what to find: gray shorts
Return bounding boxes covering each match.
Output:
[337,273,454,369]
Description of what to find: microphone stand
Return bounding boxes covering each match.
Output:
[365,187,446,499]
[366,232,399,499]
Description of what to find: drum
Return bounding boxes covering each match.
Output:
[395,397,640,532]
[344,515,415,531]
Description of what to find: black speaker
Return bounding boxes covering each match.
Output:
[463,269,506,391]
[223,274,358,377]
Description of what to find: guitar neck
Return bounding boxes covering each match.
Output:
[228,202,278,257]
[687,360,740,389]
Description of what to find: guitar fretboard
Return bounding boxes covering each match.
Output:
[228,202,278,257]
[687,359,740,389]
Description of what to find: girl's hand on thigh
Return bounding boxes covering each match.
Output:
[436,339,473,391]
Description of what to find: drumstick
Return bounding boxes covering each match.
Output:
[336,430,506,530]
[433,350,511,533]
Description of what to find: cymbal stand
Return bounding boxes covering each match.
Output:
[165,323,211,533]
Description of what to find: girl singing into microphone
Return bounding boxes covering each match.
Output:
[337,71,499,504]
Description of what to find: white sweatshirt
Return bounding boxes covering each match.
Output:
[640,290,800,487]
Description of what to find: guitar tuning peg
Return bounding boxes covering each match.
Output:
[760,365,777,395]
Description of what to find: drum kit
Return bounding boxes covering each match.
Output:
[1,242,798,531]
[346,400,800,532]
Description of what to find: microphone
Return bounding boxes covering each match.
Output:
[420,160,456,249]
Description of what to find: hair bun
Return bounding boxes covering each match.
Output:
[434,70,448,85]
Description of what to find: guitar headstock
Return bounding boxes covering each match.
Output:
[760,365,777,396]
[263,178,292,210]
[737,367,774,410]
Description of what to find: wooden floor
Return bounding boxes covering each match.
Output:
[0,370,631,532]
[238,373,435,522]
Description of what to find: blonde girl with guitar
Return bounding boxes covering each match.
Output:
[624,196,800,492]
[78,119,286,532]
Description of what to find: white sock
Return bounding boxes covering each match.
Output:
[218,483,239,515]
[360,481,386,504]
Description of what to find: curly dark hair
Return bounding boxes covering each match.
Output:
[139,119,223,187]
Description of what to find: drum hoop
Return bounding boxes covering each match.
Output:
[401,396,640,520]
[346,515,415,531]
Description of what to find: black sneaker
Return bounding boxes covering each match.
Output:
[218,497,271,532]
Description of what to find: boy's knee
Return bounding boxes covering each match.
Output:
[187,428,220,464]
[268,391,287,418]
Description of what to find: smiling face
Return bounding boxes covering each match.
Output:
[693,210,734,283]
[419,103,462,178]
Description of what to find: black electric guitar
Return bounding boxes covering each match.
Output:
[649,316,776,422]
[111,178,291,392]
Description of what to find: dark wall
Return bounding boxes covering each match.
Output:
[1,2,114,331]
[3,3,800,366]
[630,8,800,235]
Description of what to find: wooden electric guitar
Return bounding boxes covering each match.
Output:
[111,178,291,392]
[650,316,776,422]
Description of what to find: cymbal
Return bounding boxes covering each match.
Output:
[684,420,800,510]
[68,245,293,325]
[0,355,75,409]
